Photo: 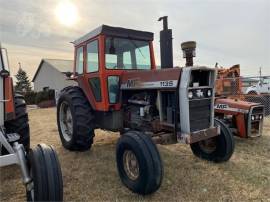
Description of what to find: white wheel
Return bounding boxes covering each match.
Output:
[59,101,73,142]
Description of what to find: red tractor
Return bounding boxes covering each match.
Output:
[0,45,63,201]
[215,98,264,138]
[215,65,265,138]
[57,17,234,195]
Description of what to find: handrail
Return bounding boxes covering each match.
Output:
[0,99,11,102]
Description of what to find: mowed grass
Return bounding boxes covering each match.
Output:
[1,108,270,201]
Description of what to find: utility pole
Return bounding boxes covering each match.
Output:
[259,67,262,82]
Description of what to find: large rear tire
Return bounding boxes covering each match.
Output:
[57,86,95,151]
[4,94,30,151]
[190,118,235,163]
[26,144,63,201]
[116,131,163,195]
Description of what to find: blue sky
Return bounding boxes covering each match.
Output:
[0,0,269,79]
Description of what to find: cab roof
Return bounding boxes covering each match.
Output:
[73,25,154,46]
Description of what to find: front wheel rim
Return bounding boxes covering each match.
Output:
[198,137,217,154]
[59,101,73,142]
[123,150,140,181]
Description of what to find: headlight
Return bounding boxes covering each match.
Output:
[259,115,263,120]
[251,115,255,121]
[207,89,212,97]
[188,91,193,99]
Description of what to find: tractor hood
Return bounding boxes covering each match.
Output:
[215,98,259,110]
[120,68,181,90]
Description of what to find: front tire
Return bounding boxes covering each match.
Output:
[116,131,163,195]
[26,144,63,201]
[57,86,95,151]
[190,119,235,163]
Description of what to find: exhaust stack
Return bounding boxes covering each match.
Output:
[181,41,196,66]
[158,16,173,68]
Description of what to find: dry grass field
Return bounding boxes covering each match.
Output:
[1,108,270,201]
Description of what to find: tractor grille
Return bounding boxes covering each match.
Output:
[189,99,211,132]
[251,106,264,115]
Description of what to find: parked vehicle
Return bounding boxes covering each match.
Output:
[215,98,264,138]
[0,45,63,201]
[56,17,234,195]
[215,65,265,138]
[246,78,270,94]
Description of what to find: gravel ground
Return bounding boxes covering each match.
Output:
[0,108,270,201]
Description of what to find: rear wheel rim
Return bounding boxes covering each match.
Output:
[123,150,140,181]
[198,137,217,154]
[59,101,73,142]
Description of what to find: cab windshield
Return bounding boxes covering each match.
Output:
[105,37,151,70]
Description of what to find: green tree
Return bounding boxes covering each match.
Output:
[15,68,32,93]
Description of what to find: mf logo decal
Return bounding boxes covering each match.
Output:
[121,80,178,89]
[126,78,140,88]
[196,89,204,98]
[215,104,229,109]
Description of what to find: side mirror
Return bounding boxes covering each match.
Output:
[0,69,10,78]
[65,71,72,78]
[73,72,78,77]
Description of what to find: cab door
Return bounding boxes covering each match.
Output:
[75,37,107,111]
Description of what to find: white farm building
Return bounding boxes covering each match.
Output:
[32,59,76,92]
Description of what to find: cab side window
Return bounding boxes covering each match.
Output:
[87,40,99,72]
[76,47,84,74]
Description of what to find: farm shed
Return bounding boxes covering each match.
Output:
[32,59,76,92]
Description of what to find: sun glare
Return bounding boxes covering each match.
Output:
[55,0,78,27]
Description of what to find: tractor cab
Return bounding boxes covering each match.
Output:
[72,25,156,111]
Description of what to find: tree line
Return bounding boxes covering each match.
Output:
[14,67,55,105]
